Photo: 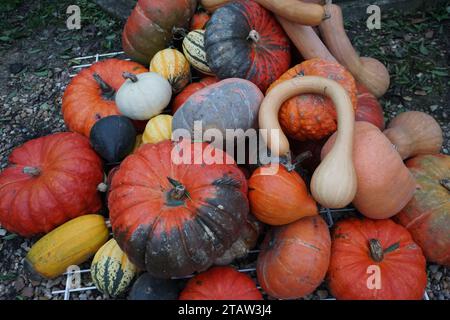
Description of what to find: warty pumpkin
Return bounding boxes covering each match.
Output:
[268,59,357,141]
[328,218,427,300]
[150,48,191,93]
[91,238,138,297]
[248,164,318,225]
[142,114,173,144]
[62,59,147,137]
[25,215,109,279]
[0,132,103,237]
[172,77,219,114]
[257,216,331,299]
[122,0,197,64]
[322,121,416,219]
[384,111,443,160]
[109,140,249,278]
[179,266,263,300]
[394,154,450,266]
[204,0,291,91]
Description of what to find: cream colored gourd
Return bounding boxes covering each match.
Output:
[259,76,357,208]
[115,72,172,121]
[142,114,173,144]
[183,30,214,75]
[277,16,336,62]
[319,4,390,97]
[201,0,326,26]
[384,111,443,160]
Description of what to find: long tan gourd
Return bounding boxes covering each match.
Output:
[319,4,390,97]
[259,76,357,208]
[277,16,336,62]
[201,0,326,26]
[384,111,443,160]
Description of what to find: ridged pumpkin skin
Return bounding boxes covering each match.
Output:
[122,0,197,64]
[25,215,109,279]
[257,216,331,299]
[394,154,450,266]
[172,77,219,114]
[205,0,291,91]
[91,238,137,297]
[150,49,191,93]
[109,140,249,278]
[62,59,147,137]
[328,218,427,300]
[142,115,173,144]
[268,59,357,141]
[0,133,103,237]
[322,121,416,219]
[249,164,318,225]
[183,30,214,75]
[355,83,385,130]
[179,266,263,300]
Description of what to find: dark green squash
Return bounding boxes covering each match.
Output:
[90,115,136,165]
[128,273,182,300]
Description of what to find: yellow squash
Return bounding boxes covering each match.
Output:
[142,115,173,144]
[150,48,191,93]
[25,215,109,279]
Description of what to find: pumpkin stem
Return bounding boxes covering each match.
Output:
[440,178,450,192]
[369,239,384,262]
[93,73,115,100]
[167,177,188,200]
[284,151,312,172]
[247,30,260,43]
[23,166,41,177]
[123,72,139,83]
[323,1,332,20]
[97,182,108,193]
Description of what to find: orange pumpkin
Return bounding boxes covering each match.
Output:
[328,218,427,300]
[172,77,219,114]
[248,164,317,225]
[268,58,357,141]
[355,83,385,130]
[257,216,331,299]
[190,11,211,30]
[62,59,147,137]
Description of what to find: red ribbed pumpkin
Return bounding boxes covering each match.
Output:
[394,154,450,266]
[0,133,103,237]
[109,140,249,278]
[328,218,427,300]
[257,216,331,299]
[62,59,147,137]
[172,77,219,114]
[122,0,197,64]
[355,83,385,130]
[268,58,357,140]
[205,0,291,91]
[179,266,263,300]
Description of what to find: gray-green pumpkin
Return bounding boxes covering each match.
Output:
[91,238,137,297]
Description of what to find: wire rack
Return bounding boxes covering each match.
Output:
[56,52,431,301]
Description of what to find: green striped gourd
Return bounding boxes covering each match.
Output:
[91,238,137,297]
[182,29,214,75]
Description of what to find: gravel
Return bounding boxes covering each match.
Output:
[0,1,449,300]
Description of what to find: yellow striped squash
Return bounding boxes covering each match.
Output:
[150,48,191,93]
[182,29,214,75]
[91,238,137,297]
[25,215,109,279]
[142,114,173,144]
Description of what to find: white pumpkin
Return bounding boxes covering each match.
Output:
[116,72,172,120]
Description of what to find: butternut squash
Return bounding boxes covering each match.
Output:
[277,17,336,62]
[259,76,357,209]
[384,111,443,160]
[201,0,326,26]
[319,4,390,97]
[25,215,109,279]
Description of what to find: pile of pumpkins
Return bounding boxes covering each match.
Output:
[0,0,448,300]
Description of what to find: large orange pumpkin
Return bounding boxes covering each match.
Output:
[0,133,104,237]
[268,58,357,141]
[179,266,263,300]
[394,154,450,266]
[62,59,147,137]
[248,164,318,225]
[328,218,427,300]
[109,140,249,278]
[257,216,331,299]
